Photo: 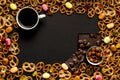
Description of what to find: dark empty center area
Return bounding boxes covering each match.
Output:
[18,13,98,64]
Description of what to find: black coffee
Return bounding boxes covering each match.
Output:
[18,8,38,28]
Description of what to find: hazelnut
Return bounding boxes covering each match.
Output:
[69,62,74,68]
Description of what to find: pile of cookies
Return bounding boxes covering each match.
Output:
[0,0,119,80]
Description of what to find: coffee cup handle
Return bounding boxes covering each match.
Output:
[38,14,46,19]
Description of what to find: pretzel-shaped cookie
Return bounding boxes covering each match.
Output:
[66,9,74,15]
[79,62,87,73]
[6,73,15,80]
[37,0,46,4]
[11,32,19,42]
[57,0,67,3]
[50,5,59,13]
[0,6,3,15]
[30,0,38,6]
[35,6,42,14]
[8,55,19,67]
[59,70,71,80]
[98,21,106,30]
[102,65,114,76]
[0,0,6,6]
[36,61,44,72]
[43,64,51,72]
[52,63,61,71]
[75,7,86,14]
[79,73,91,80]
[87,7,95,18]
[103,7,116,17]
[0,16,5,29]
[60,4,66,13]
[0,65,7,74]
[36,72,42,80]
[110,75,120,80]
[15,68,24,77]
[22,62,36,73]
[23,0,30,4]
[51,69,58,78]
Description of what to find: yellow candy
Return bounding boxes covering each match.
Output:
[32,71,37,76]
[10,3,17,10]
[42,72,50,79]
[65,2,73,9]
[116,43,120,48]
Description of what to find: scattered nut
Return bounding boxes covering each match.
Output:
[104,36,111,44]
[3,58,9,65]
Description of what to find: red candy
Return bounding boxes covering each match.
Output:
[5,38,11,46]
[96,75,102,80]
[42,4,48,11]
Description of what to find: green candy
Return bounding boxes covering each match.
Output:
[104,36,111,44]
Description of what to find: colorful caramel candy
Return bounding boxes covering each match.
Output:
[42,72,50,79]
[104,36,111,44]
[98,13,105,19]
[6,26,13,33]
[116,43,120,48]
[5,38,11,46]
[65,2,73,9]
[110,45,117,52]
[61,63,68,70]
[96,75,102,80]
[10,67,18,73]
[107,23,114,29]
[10,3,17,10]
[42,4,48,11]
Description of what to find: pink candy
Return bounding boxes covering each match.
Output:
[96,75,102,80]
[5,38,11,46]
[42,4,48,11]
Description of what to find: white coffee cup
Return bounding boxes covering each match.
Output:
[16,7,46,30]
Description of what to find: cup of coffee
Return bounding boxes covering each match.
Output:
[16,7,46,30]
